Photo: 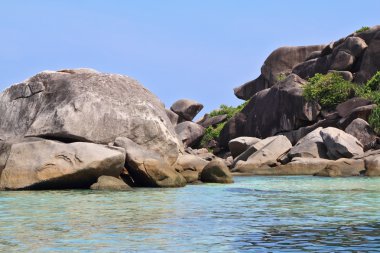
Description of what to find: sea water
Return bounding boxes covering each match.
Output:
[0,176,379,252]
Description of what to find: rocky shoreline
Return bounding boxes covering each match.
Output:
[1,26,380,190]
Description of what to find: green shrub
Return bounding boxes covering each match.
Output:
[365,71,380,91]
[355,26,370,33]
[200,100,249,148]
[208,101,248,120]
[303,73,355,108]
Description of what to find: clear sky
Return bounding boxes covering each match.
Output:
[1,0,379,116]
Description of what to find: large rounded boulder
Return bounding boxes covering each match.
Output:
[0,69,182,165]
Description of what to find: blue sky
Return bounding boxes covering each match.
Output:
[1,0,379,116]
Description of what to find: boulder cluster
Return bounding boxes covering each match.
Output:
[0,69,232,190]
[1,26,380,190]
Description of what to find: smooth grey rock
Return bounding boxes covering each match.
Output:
[261,45,325,86]
[231,136,278,167]
[165,108,179,126]
[90,176,133,191]
[0,69,182,165]
[355,31,380,84]
[0,140,125,190]
[228,136,261,158]
[327,70,353,81]
[345,118,378,151]
[170,99,203,121]
[221,74,320,147]
[305,51,322,61]
[233,74,268,100]
[287,127,328,160]
[334,37,367,57]
[233,135,292,173]
[320,127,364,159]
[198,114,228,128]
[314,158,365,177]
[364,155,380,176]
[174,154,208,173]
[114,137,186,188]
[336,97,373,118]
[175,122,205,148]
[330,50,355,71]
[200,159,234,184]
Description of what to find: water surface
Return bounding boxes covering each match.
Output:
[0,176,379,252]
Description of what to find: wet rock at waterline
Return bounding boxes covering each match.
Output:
[90,176,133,191]
[114,137,186,188]
[0,140,125,190]
[200,160,234,184]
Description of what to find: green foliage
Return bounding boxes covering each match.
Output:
[200,100,249,148]
[208,100,249,120]
[303,73,355,108]
[276,73,287,82]
[200,122,226,147]
[365,71,380,91]
[355,26,370,33]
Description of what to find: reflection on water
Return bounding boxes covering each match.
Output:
[0,176,379,252]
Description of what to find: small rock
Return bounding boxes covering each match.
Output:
[200,160,234,184]
[170,99,204,121]
[320,127,364,159]
[90,176,133,191]
[175,122,205,148]
[228,136,261,158]
[345,118,378,151]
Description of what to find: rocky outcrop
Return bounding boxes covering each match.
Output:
[175,122,205,148]
[114,137,186,188]
[355,30,380,83]
[320,127,364,159]
[200,160,233,184]
[221,74,320,147]
[0,140,125,190]
[228,136,261,158]
[170,99,204,121]
[287,127,328,160]
[232,135,292,173]
[314,159,365,177]
[197,114,228,128]
[364,155,380,176]
[90,176,133,191]
[345,118,378,151]
[234,45,325,100]
[0,69,182,165]
[174,154,208,183]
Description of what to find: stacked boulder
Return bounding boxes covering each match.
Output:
[0,69,233,190]
[229,127,379,177]
[221,26,380,149]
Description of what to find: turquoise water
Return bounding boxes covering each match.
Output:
[0,176,379,252]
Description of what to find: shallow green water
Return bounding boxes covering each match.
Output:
[0,176,379,252]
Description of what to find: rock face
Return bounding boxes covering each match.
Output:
[0,140,125,190]
[364,155,380,176]
[233,135,292,173]
[345,118,378,151]
[314,159,365,177]
[170,99,204,121]
[228,137,261,158]
[0,69,182,165]
[200,160,234,184]
[234,45,325,100]
[221,74,320,147]
[287,127,328,160]
[90,176,133,191]
[198,114,228,128]
[175,122,205,147]
[114,137,186,188]
[174,154,208,183]
[355,31,380,83]
[320,127,364,159]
